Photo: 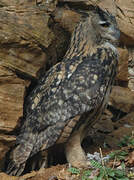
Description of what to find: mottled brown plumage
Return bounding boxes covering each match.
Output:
[5,6,120,176]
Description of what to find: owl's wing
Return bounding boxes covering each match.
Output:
[28,57,110,153]
[24,61,66,114]
[24,57,108,130]
[24,55,88,116]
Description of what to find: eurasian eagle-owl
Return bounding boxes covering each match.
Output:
[5,6,120,176]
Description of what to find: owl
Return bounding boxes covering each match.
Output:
[5,6,120,176]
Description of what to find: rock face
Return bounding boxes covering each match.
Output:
[0,0,134,178]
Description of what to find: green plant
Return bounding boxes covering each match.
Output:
[128,172,134,179]
[109,150,128,160]
[68,162,129,180]
[81,170,92,180]
[90,160,103,169]
[68,151,130,180]
[90,160,129,180]
[118,135,134,147]
[68,167,80,175]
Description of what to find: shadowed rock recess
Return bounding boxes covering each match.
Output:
[0,0,134,179]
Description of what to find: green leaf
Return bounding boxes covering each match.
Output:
[114,169,125,177]
[99,168,105,178]
[118,135,134,147]
[93,177,98,180]
[119,151,128,156]
[109,150,128,160]
[129,138,134,146]
[107,170,115,177]
[115,178,129,180]
[82,170,92,180]
[90,160,102,169]
[121,162,126,170]
[109,151,116,159]
[68,167,80,175]
[94,176,103,180]
[83,170,92,176]
[81,175,88,180]
[118,155,126,160]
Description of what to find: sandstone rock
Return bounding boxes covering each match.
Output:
[128,79,134,92]
[105,127,134,148]
[0,2,56,172]
[0,0,58,132]
[128,48,134,91]
[0,173,18,180]
[0,47,47,79]
[0,0,58,12]
[97,0,117,15]
[114,112,134,129]
[58,0,93,4]
[117,48,128,82]
[115,0,134,45]
[58,0,116,11]
[0,165,66,180]
[0,67,26,131]
[93,109,114,133]
[53,7,81,33]
[110,86,134,113]
[0,5,54,77]
[0,67,26,169]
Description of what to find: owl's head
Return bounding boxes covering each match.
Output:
[65,6,120,58]
[88,6,120,44]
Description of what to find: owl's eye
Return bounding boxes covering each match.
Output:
[99,21,110,28]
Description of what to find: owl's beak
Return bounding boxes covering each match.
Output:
[113,28,120,41]
[109,26,120,41]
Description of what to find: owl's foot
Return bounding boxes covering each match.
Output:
[65,130,90,168]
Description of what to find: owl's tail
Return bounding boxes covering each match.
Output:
[4,142,33,176]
